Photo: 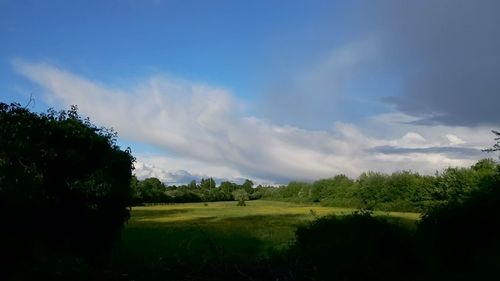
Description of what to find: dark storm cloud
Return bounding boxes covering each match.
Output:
[375,0,500,126]
[258,0,500,129]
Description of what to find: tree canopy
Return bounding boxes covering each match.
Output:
[0,103,135,275]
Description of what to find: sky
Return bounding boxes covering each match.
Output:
[1,0,499,184]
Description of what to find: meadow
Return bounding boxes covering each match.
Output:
[110,200,419,279]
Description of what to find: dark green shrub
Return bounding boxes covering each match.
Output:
[418,178,500,280]
[0,103,134,277]
[290,212,419,281]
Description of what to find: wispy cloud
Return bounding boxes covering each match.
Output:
[13,60,492,183]
[260,38,381,129]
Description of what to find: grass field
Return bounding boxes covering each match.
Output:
[113,200,419,257]
[111,200,420,278]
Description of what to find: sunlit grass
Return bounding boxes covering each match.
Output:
[130,200,420,224]
[131,200,358,223]
[112,200,420,276]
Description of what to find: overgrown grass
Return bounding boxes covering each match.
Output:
[111,200,419,279]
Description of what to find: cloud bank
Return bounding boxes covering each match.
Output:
[367,0,500,126]
[14,61,493,184]
[257,1,500,129]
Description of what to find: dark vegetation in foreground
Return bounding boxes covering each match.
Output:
[110,184,500,281]
[0,103,135,279]
[1,102,500,280]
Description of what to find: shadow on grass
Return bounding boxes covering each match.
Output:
[110,213,421,281]
[111,214,310,280]
[130,209,191,220]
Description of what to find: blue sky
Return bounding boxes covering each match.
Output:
[1,0,499,184]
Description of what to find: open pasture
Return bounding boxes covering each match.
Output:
[113,201,420,267]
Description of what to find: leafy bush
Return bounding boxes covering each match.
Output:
[0,103,134,276]
[290,212,419,281]
[418,177,500,280]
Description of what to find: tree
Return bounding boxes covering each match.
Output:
[311,175,360,207]
[483,130,500,154]
[187,179,198,189]
[357,172,388,210]
[130,175,141,205]
[241,179,254,193]
[200,177,216,189]
[139,177,168,203]
[0,103,135,274]
[220,181,238,193]
[232,189,249,206]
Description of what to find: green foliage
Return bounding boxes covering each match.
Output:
[292,213,417,281]
[232,189,249,206]
[138,177,169,203]
[0,103,134,275]
[132,158,499,213]
[130,175,141,203]
[219,181,239,193]
[130,177,259,204]
[200,177,216,189]
[357,171,388,209]
[418,175,500,280]
[259,159,499,212]
[311,174,355,201]
[187,179,197,189]
[472,158,500,189]
[241,179,254,193]
[166,188,202,203]
[260,159,500,213]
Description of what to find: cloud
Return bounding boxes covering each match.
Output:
[14,61,492,183]
[446,134,466,146]
[369,146,482,159]
[134,160,247,186]
[370,0,500,126]
[259,37,381,129]
[257,1,500,128]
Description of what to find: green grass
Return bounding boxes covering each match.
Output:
[111,200,419,278]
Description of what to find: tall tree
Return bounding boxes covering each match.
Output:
[241,179,254,193]
[200,177,216,189]
[187,179,198,189]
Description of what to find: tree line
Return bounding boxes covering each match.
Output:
[130,176,260,204]
[132,158,499,213]
[260,159,498,212]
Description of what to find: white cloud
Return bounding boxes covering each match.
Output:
[446,134,466,146]
[14,60,492,184]
[395,132,427,148]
